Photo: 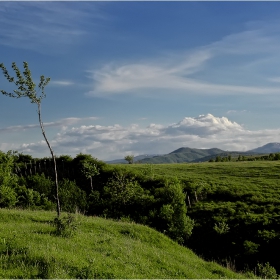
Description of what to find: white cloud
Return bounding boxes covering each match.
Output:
[9,114,280,161]
[164,114,243,136]
[87,20,280,97]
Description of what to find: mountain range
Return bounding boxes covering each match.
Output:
[107,142,280,164]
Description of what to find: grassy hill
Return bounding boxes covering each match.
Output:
[0,209,247,279]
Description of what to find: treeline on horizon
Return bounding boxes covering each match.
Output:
[0,149,280,277]
[209,153,280,162]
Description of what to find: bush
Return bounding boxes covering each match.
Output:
[154,178,194,244]
[257,262,278,279]
[52,214,78,237]
[59,179,87,213]
[0,185,17,207]
[25,173,54,197]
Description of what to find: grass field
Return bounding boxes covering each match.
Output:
[0,208,248,279]
[120,161,280,198]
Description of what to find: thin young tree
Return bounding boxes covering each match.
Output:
[81,161,99,191]
[0,61,61,217]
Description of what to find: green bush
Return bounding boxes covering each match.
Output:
[25,173,54,197]
[59,179,87,213]
[0,185,17,208]
[257,262,278,279]
[52,214,78,237]
[154,178,194,244]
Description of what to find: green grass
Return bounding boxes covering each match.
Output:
[0,208,247,279]
[120,161,280,195]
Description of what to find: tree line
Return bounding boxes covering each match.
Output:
[209,153,280,162]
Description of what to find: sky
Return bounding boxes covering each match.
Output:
[1,1,280,161]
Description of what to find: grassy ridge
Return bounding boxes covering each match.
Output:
[0,209,246,279]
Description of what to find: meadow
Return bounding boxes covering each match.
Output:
[0,209,246,279]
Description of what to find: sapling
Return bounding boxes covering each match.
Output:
[0,62,61,217]
[81,161,99,191]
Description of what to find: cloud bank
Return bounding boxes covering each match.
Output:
[4,114,280,161]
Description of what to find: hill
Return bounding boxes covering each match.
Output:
[137,147,226,164]
[248,142,280,153]
[0,209,246,279]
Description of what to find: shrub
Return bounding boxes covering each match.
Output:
[0,185,17,208]
[154,178,194,244]
[52,214,78,237]
[58,179,87,213]
[257,262,278,279]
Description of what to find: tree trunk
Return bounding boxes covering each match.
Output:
[90,176,93,191]
[38,103,61,217]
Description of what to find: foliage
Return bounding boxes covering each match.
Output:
[0,151,18,207]
[103,170,151,219]
[257,262,278,279]
[0,185,17,208]
[52,213,78,237]
[58,179,87,213]
[124,154,134,164]
[140,163,155,179]
[14,185,53,210]
[81,160,99,191]
[25,173,53,197]
[0,151,18,188]
[153,178,194,244]
[213,221,230,235]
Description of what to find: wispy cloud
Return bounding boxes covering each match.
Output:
[87,20,280,97]
[10,114,280,160]
[226,110,248,115]
[267,77,280,83]
[0,2,104,53]
[0,116,99,132]
[51,80,75,86]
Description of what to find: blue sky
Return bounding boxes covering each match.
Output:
[1,1,280,160]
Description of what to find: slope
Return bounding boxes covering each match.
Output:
[0,209,246,279]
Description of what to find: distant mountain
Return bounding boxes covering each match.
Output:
[107,143,280,164]
[247,142,280,154]
[137,147,225,164]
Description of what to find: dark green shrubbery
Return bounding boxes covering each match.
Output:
[58,179,87,213]
[2,151,194,245]
[152,178,194,244]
